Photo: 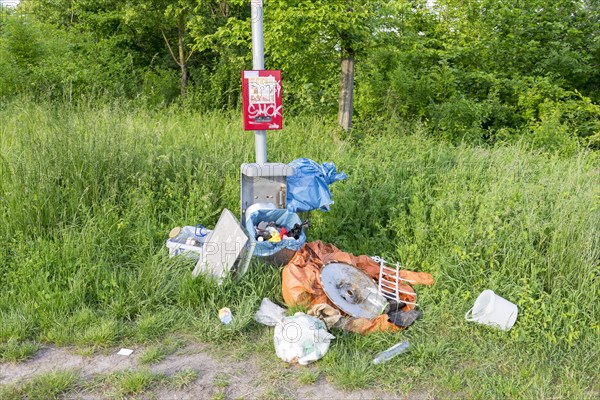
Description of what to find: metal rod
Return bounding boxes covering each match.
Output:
[251,1,265,70]
[254,131,267,163]
[251,0,267,163]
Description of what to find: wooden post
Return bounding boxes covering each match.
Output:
[338,53,355,131]
[178,14,187,100]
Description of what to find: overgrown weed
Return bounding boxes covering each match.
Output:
[0,102,597,397]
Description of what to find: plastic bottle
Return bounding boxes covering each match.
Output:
[372,340,410,365]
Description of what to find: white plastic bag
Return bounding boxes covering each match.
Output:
[255,298,287,327]
[273,313,335,365]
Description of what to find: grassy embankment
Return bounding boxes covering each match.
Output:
[0,101,598,398]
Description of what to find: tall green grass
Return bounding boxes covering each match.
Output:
[0,100,598,398]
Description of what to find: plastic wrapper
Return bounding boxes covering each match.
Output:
[255,298,287,327]
[274,313,335,365]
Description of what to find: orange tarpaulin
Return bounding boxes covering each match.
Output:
[282,241,434,334]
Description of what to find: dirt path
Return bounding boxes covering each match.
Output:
[0,344,428,399]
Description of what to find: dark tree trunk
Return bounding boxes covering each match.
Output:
[338,52,355,131]
[178,14,187,100]
[161,12,193,105]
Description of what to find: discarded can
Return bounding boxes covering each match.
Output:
[218,307,233,325]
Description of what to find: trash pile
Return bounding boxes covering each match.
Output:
[245,208,306,264]
[165,157,518,366]
[251,237,436,365]
[281,241,434,335]
[255,299,335,365]
[253,219,308,242]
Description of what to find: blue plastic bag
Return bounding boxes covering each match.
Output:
[286,158,347,213]
[245,209,306,257]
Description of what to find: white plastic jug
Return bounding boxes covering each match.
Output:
[465,290,518,331]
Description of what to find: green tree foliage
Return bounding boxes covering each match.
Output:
[3,0,600,151]
[185,0,249,109]
[0,15,136,100]
[264,0,380,119]
[121,0,198,99]
[355,0,600,149]
[195,0,383,119]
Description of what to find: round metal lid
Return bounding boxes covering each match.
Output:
[320,262,388,319]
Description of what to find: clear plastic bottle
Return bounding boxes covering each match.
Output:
[372,340,410,365]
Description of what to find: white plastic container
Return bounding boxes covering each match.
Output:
[465,289,518,331]
[166,225,212,259]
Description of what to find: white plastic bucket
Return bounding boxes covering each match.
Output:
[465,290,518,331]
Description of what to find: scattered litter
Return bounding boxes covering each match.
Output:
[254,300,336,365]
[268,230,281,242]
[286,158,347,213]
[373,256,418,306]
[186,237,200,246]
[245,208,306,264]
[387,306,421,328]
[195,224,209,237]
[372,340,409,365]
[255,298,287,326]
[163,153,439,366]
[320,262,388,319]
[274,313,335,365]
[169,227,182,238]
[289,220,309,239]
[282,241,434,334]
[117,348,134,356]
[166,225,213,259]
[218,307,233,325]
[307,303,346,329]
[254,220,307,242]
[465,289,518,331]
[192,208,255,280]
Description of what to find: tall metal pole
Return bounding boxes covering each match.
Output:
[251,0,267,164]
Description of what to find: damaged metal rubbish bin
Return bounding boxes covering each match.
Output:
[241,163,304,265]
[245,208,306,265]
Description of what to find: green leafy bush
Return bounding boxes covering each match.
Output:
[0,16,140,101]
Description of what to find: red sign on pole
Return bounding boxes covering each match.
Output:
[242,70,282,130]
